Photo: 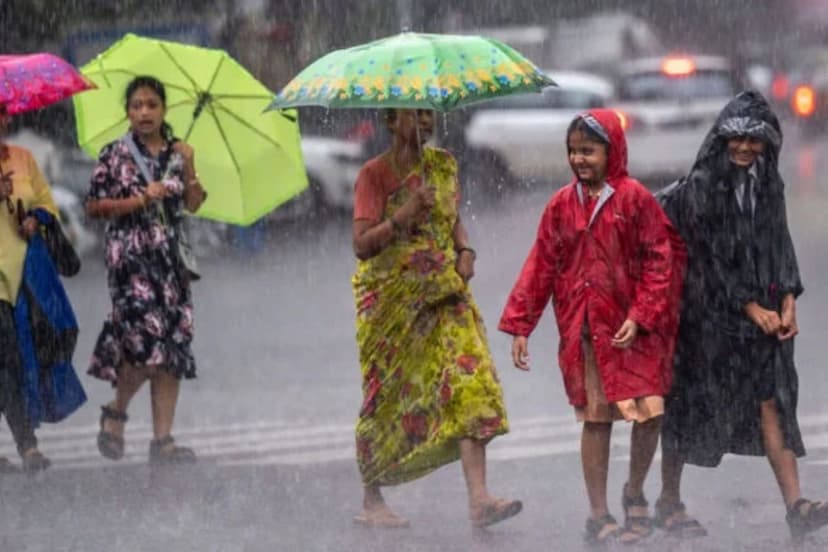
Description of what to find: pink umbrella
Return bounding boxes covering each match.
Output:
[0,53,94,115]
[0,53,94,212]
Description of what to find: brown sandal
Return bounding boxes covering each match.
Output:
[97,405,128,461]
[654,498,707,539]
[621,483,654,541]
[787,498,828,539]
[149,436,197,465]
[585,513,649,547]
[470,498,523,528]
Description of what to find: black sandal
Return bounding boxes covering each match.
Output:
[786,498,828,538]
[97,405,128,461]
[584,514,644,546]
[654,498,707,539]
[149,436,197,465]
[621,483,654,541]
[585,514,623,546]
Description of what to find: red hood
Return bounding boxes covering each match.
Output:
[570,108,629,184]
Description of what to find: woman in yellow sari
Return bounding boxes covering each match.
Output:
[351,108,520,528]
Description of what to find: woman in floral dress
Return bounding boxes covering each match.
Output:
[86,76,206,464]
[351,108,520,528]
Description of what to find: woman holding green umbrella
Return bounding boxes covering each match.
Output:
[351,107,520,528]
[86,76,206,464]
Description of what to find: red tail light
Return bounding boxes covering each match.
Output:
[614,109,631,131]
[792,85,816,117]
[770,74,790,100]
[661,57,696,76]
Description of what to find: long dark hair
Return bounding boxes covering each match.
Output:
[125,75,175,141]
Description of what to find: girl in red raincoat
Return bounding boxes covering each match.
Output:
[499,109,686,546]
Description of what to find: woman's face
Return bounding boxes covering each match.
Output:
[727,135,765,167]
[389,109,434,146]
[568,129,608,186]
[127,86,166,137]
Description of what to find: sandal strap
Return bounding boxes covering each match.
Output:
[623,493,649,509]
[100,405,128,423]
[585,514,621,542]
[626,515,653,528]
[151,435,175,449]
[655,499,687,520]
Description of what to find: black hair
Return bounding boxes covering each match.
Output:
[566,115,609,146]
[125,75,175,141]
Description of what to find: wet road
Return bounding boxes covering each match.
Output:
[2,124,828,551]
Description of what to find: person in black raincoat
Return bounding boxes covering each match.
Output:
[655,91,828,539]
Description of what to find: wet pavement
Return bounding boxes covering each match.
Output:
[2,123,828,551]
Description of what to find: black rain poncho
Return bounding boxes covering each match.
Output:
[657,91,805,467]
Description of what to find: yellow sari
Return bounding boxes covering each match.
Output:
[353,148,508,486]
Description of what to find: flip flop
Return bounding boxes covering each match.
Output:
[353,510,411,529]
[471,498,523,528]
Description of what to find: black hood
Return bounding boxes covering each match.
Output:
[693,90,783,169]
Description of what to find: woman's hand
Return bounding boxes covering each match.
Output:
[0,170,13,201]
[18,215,39,239]
[745,302,783,336]
[778,295,799,341]
[184,178,207,212]
[511,336,530,371]
[144,181,169,202]
[396,184,435,228]
[612,319,638,348]
[455,249,475,282]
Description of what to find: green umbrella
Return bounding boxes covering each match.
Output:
[267,31,555,112]
[74,33,307,226]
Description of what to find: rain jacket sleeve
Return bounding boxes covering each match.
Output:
[498,199,558,337]
[776,193,804,299]
[626,192,677,332]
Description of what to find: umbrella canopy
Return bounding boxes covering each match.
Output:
[74,33,307,226]
[268,31,555,112]
[0,53,95,115]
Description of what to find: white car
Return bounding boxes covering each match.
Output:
[463,70,615,187]
[267,135,364,222]
[611,55,741,184]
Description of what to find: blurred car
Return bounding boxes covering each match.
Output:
[611,54,742,184]
[51,185,98,257]
[782,46,828,134]
[268,135,364,222]
[461,70,615,188]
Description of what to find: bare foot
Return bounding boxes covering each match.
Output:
[470,496,523,528]
[354,504,410,528]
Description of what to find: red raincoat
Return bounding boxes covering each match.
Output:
[498,109,686,406]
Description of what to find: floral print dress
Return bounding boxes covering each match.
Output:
[87,134,195,383]
[352,148,508,487]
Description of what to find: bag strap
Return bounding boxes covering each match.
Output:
[122,132,155,184]
[122,132,170,225]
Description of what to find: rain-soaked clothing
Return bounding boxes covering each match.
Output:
[0,301,38,455]
[0,145,57,303]
[0,145,59,454]
[657,91,805,467]
[352,147,508,486]
[499,109,686,417]
[87,135,195,383]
